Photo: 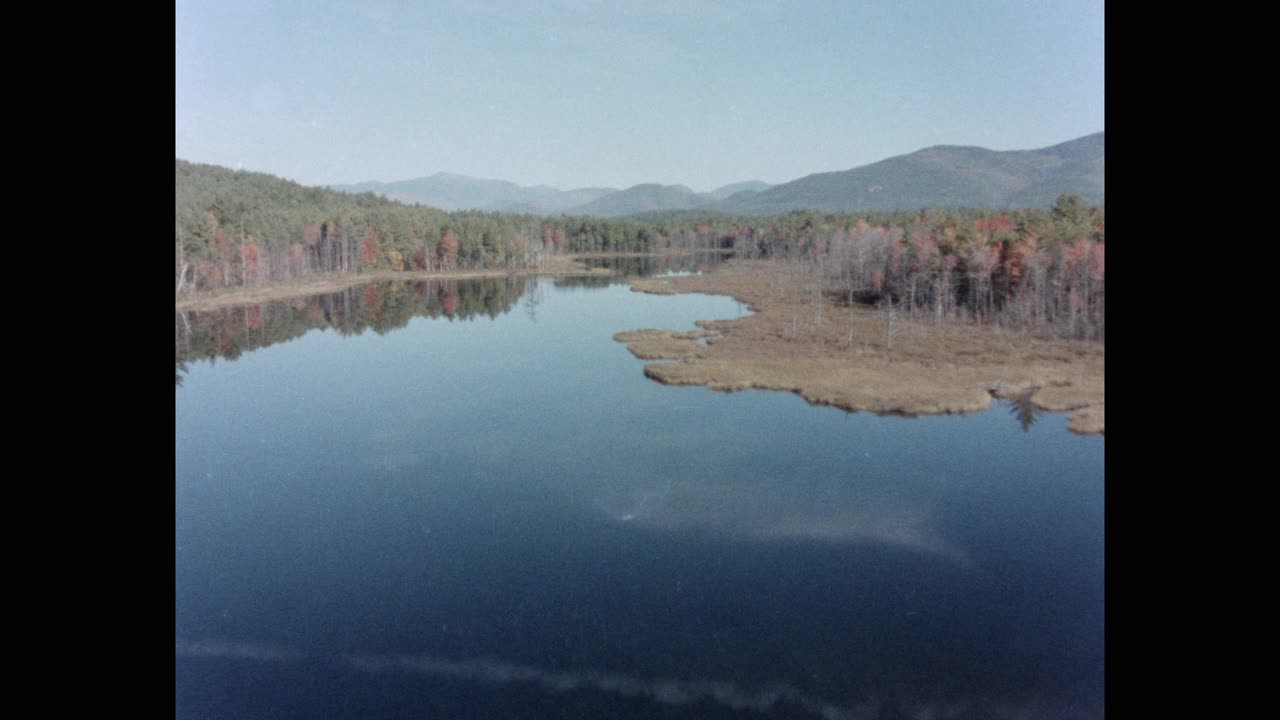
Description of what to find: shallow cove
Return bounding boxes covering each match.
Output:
[176,275,1103,719]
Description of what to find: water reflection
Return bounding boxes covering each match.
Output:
[586,474,971,567]
[176,272,1102,720]
[568,249,734,286]
[175,276,530,385]
[178,633,1092,720]
[175,256,732,382]
[593,477,674,522]
[521,279,545,323]
[1000,391,1043,432]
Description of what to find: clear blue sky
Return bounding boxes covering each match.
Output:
[176,0,1103,193]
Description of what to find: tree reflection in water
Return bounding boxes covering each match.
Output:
[175,276,530,385]
[1000,390,1043,432]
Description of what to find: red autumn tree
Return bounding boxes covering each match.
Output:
[360,238,378,268]
[303,223,323,247]
[241,243,260,285]
[438,229,459,269]
[975,215,1016,244]
[360,226,383,269]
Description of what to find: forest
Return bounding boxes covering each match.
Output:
[177,160,1104,340]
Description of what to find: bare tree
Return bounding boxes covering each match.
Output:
[881,296,897,351]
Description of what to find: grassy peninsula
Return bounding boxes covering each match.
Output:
[615,260,1103,434]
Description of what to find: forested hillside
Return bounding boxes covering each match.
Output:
[719,133,1104,214]
[177,159,1104,339]
[178,160,582,292]
[176,160,755,293]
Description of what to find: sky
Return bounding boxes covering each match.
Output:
[175,0,1103,193]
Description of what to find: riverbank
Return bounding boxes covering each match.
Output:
[615,260,1104,434]
[175,255,613,312]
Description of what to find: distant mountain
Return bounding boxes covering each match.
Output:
[332,173,617,214]
[1003,133,1104,208]
[719,133,1104,214]
[707,180,773,201]
[559,181,774,216]
[563,183,714,217]
[331,133,1101,218]
[482,187,619,214]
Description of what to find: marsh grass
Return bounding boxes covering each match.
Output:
[620,260,1104,434]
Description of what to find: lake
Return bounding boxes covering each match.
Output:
[175,270,1104,719]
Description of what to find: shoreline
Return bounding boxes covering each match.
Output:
[615,260,1104,435]
[174,255,614,312]
[568,249,737,259]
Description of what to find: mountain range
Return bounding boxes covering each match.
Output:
[332,173,615,214]
[332,133,1102,216]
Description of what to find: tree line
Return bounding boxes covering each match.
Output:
[764,194,1105,340]
[177,160,1103,339]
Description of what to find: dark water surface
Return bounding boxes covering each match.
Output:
[176,275,1103,719]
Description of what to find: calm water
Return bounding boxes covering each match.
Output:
[175,275,1104,719]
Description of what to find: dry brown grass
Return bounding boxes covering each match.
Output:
[620,260,1104,434]
[612,329,715,362]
